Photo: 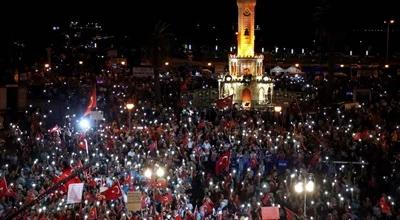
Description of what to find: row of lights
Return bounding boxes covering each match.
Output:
[44,60,127,68]
[165,62,212,67]
[339,64,391,69]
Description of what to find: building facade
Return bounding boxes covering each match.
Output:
[219,0,273,108]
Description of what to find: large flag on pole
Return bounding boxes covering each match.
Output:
[216,95,233,110]
[67,183,84,204]
[84,86,97,116]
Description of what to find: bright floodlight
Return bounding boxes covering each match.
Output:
[274,106,282,113]
[156,167,165,177]
[79,118,91,131]
[144,168,152,179]
[294,182,304,193]
[306,180,315,192]
[126,103,134,110]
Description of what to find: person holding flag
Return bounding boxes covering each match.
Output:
[215,151,231,175]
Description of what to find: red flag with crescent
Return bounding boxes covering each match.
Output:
[97,183,122,201]
[84,86,97,116]
[215,151,231,175]
[51,168,81,194]
[88,207,97,220]
[156,192,173,205]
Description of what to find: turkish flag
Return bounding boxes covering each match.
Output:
[353,130,370,141]
[156,192,173,205]
[84,86,97,116]
[88,207,97,220]
[216,95,233,110]
[97,183,122,201]
[201,198,214,215]
[0,178,13,197]
[380,196,391,214]
[0,178,9,196]
[52,168,81,194]
[215,151,231,175]
[284,207,296,220]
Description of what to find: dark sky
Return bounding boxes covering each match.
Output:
[0,0,398,50]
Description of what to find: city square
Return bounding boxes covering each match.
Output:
[0,0,399,219]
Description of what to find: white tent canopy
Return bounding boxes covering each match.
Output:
[270,66,285,74]
[285,66,302,74]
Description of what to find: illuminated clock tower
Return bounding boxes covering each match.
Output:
[218,0,274,109]
[237,0,256,57]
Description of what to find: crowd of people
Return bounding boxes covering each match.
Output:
[1,69,400,220]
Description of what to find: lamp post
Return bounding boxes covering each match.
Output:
[126,102,134,131]
[274,106,283,126]
[384,19,395,62]
[294,173,315,219]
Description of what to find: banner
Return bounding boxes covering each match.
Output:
[261,207,280,220]
[127,191,142,212]
[67,183,84,204]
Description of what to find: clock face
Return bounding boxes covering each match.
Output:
[243,8,251,16]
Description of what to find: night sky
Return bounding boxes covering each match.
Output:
[0,0,398,52]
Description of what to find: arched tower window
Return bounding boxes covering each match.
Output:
[244,28,250,36]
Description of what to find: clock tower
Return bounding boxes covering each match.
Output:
[237,0,256,57]
[218,0,274,109]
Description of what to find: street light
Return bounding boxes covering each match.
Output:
[126,102,134,131]
[79,61,84,65]
[294,173,315,219]
[156,167,165,177]
[384,19,395,62]
[295,63,300,68]
[274,106,282,113]
[78,118,91,131]
[144,168,153,179]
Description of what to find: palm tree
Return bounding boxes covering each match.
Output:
[148,21,172,104]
